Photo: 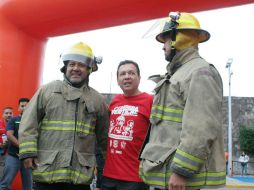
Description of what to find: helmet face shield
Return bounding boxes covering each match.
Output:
[162,20,177,33]
[156,17,174,42]
[60,42,98,73]
[60,42,103,74]
[61,53,93,68]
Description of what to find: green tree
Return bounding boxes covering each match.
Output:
[239,125,254,153]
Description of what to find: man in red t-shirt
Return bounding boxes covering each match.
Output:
[102,60,153,190]
[0,107,13,153]
[0,106,13,177]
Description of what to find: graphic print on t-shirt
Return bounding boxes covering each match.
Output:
[108,105,138,149]
[103,93,153,181]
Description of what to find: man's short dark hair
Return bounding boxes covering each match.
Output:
[18,98,30,105]
[2,107,13,112]
[117,60,140,77]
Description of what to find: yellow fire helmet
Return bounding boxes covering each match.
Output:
[156,12,210,50]
[60,42,102,73]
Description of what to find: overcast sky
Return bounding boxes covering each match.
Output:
[43,3,254,97]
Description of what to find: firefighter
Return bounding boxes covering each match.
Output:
[19,42,109,190]
[139,12,226,190]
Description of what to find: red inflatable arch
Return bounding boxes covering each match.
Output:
[0,0,252,189]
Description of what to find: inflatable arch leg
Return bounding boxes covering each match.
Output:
[0,13,45,190]
[0,14,46,113]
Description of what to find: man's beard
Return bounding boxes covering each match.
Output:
[165,53,171,62]
[165,48,176,62]
[64,75,89,88]
[71,78,88,88]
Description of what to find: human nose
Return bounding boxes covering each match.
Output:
[72,64,81,70]
[162,43,166,51]
[124,73,131,79]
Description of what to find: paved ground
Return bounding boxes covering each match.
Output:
[212,175,254,189]
[225,175,254,189]
[150,176,254,190]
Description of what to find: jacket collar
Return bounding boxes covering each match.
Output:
[166,46,200,76]
[61,77,89,101]
[153,46,200,94]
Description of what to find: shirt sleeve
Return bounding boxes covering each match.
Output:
[7,118,15,131]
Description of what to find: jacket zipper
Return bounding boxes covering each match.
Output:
[70,98,79,165]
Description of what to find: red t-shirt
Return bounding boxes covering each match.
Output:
[103,92,153,182]
[0,119,7,143]
[0,118,7,155]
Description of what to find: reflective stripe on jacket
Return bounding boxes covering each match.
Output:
[19,80,109,184]
[139,47,226,189]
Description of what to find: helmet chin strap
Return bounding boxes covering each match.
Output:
[168,12,180,62]
[168,28,176,62]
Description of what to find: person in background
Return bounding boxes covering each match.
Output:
[239,152,249,176]
[102,60,153,190]
[139,12,226,190]
[0,107,13,177]
[0,107,13,154]
[225,151,229,174]
[90,145,104,190]
[0,98,32,190]
[18,42,109,190]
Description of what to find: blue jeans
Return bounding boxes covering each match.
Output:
[0,155,32,190]
[241,162,248,175]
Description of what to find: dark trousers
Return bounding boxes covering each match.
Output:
[34,182,91,190]
[154,188,200,190]
[102,176,149,190]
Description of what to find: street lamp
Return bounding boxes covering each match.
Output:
[226,58,233,176]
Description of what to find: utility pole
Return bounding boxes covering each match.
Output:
[226,58,233,176]
[109,72,112,94]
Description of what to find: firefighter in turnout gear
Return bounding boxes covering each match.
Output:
[139,12,226,190]
[19,42,109,190]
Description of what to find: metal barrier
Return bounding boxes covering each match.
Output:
[232,160,254,175]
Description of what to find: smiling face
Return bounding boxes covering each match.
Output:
[2,108,13,122]
[65,61,90,86]
[117,63,141,97]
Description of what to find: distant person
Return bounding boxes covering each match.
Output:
[0,107,13,154]
[18,42,109,190]
[139,12,226,190]
[225,151,228,174]
[239,152,249,176]
[90,145,104,190]
[102,60,153,190]
[0,98,32,190]
[0,107,13,177]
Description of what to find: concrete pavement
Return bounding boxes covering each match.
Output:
[226,175,254,188]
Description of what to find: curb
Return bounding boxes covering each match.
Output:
[226,184,254,188]
[226,176,254,188]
